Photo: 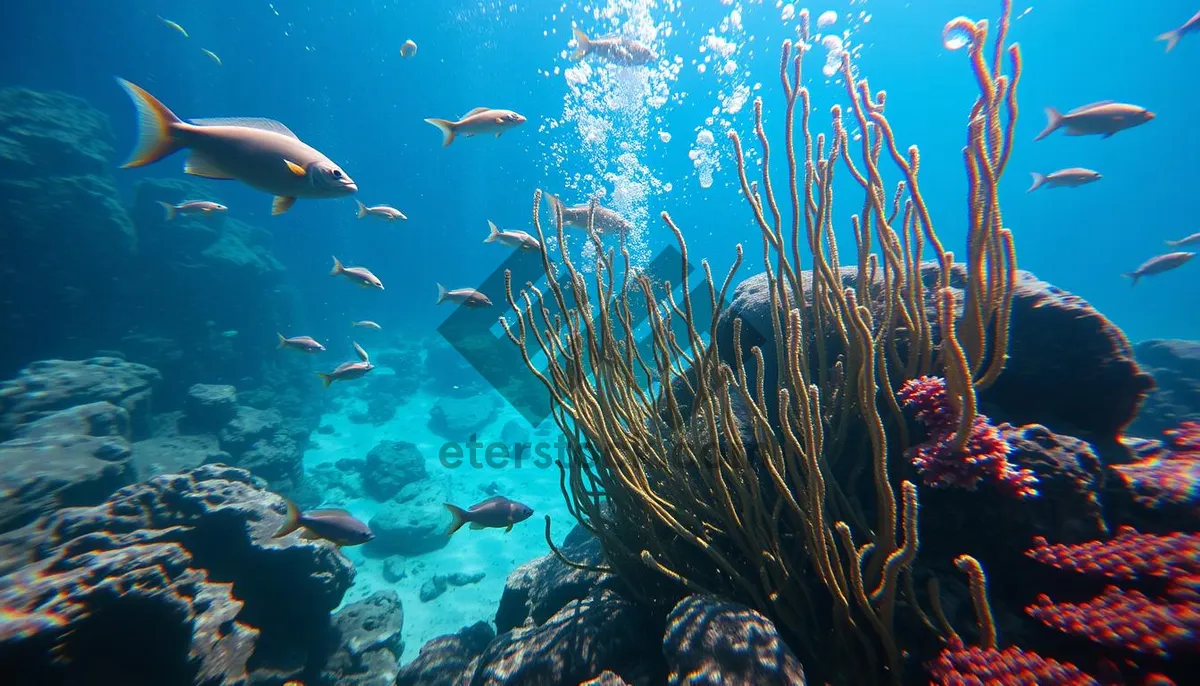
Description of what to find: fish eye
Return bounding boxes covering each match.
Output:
[333,169,343,178]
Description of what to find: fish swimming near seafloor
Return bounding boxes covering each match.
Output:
[1033,101,1155,142]
[277,333,325,353]
[157,200,227,220]
[546,194,634,236]
[436,283,492,307]
[317,342,375,387]
[1026,168,1102,193]
[355,199,407,221]
[114,78,357,216]
[331,256,384,290]
[1123,252,1195,287]
[273,497,374,546]
[1157,10,1200,53]
[483,220,541,252]
[424,108,526,147]
[445,496,534,535]
[571,27,657,66]
[1166,232,1200,249]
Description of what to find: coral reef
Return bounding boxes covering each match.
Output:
[1131,339,1200,438]
[0,465,355,685]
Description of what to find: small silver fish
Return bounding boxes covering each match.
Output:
[547,194,633,236]
[115,79,356,216]
[317,342,374,387]
[483,220,540,252]
[1124,252,1195,287]
[158,16,189,39]
[436,283,492,307]
[1026,168,1102,193]
[400,39,418,58]
[273,497,374,546]
[355,199,407,221]
[572,28,657,66]
[424,107,526,147]
[445,496,534,535]
[1166,232,1200,248]
[331,256,384,290]
[1157,11,1200,52]
[157,200,227,220]
[351,320,382,330]
[1034,101,1154,141]
[277,333,325,353]
[201,48,222,66]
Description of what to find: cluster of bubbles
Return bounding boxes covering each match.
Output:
[688,129,719,189]
[542,0,682,269]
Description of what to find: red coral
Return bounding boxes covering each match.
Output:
[1114,421,1200,510]
[898,376,1039,498]
[928,636,1098,685]
[1027,583,1200,658]
[1026,528,1200,658]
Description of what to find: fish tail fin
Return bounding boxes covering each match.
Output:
[436,282,449,304]
[1157,29,1181,53]
[272,497,303,538]
[444,503,469,536]
[1166,239,1181,247]
[316,372,334,388]
[115,78,185,168]
[1034,107,1062,142]
[157,200,178,221]
[330,255,343,276]
[572,27,590,59]
[277,332,287,349]
[424,118,456,147]
[484,220,500,243]
[1026,172,1046,193]
[1122,272,1141,287]
[356,199,368,219]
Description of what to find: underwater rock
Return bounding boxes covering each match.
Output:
[308,461,365,503]
[419,571,486,603]
[500,419,533,455]
[580,673,631,686]
[15,400,130,441]
[495,525,613,633]
[182,383,239,433]
[395,621,496,686]
[348,393,399,426]
[716,264,1154,442]
[218,405,282,454]
[662,595,806,685]
[428,395,498,441]
[0,357,160,440]
[362,483,449,557]
[0,89,136,377]
[0,433,135,534]
[383,558,407,583]
[362,440,428,501]
[134,432,229,478]
[320,590,405,686]
[0,464,355,684]
[1129,339,1200,438]
[461,588,660,685]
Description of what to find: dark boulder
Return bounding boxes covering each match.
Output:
[0,464,355,685]
[182,383,238,434]
[363,483,449,558]
[15,401,130,441]
[396,621,495,686]
[0,357,160,440]
[419,571,486,603]
[495,525,613,633]
[362,440,428,501]
[320,590,404,686]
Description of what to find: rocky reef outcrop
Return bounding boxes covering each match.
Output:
[0,465,355,685]
[1129,338,1200,438]
[319,590,405,686]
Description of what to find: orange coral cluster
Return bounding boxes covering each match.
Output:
[928,636,1098,685]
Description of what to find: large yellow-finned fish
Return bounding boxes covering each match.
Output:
[114,78,357,215]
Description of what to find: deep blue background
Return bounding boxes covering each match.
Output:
[2,0,1195,345]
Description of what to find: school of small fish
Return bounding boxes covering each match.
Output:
[1028,9,1197,285]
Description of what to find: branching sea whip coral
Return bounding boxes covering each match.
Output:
[502,1,1023,682]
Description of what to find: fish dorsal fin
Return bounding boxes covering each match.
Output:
[461,107,490,118]
[190,117,299,138]
[470,496,508,510]
[183,150,235,180]
[1067,100,1116,114]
